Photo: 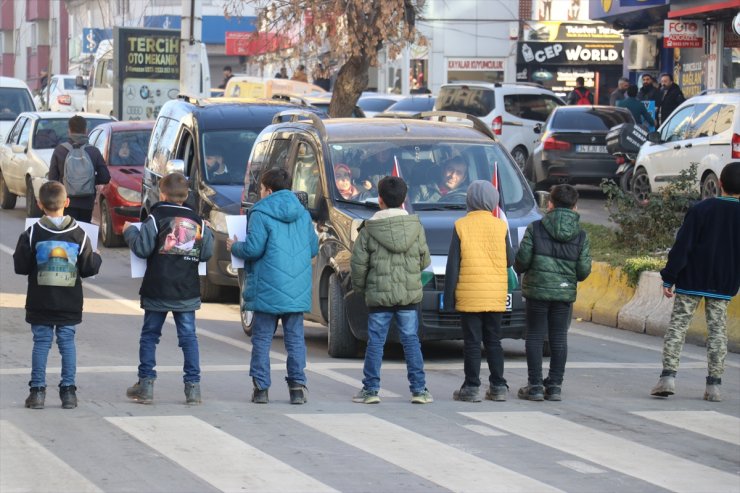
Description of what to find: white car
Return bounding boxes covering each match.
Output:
[632,91,740,200]
[0,77,36,143]
[0,112,115,216]
[41,75,86,112]
[435,82,564,169]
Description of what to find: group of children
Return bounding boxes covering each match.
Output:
[14,162,740,409]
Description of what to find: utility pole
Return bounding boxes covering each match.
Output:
[180,0,208,98]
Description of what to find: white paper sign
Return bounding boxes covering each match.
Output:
[225,215,247,269]
[25,218,99,252]
[128,222,207,278]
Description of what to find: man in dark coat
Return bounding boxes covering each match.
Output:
[657,73,686,126]
[638,73,659,102]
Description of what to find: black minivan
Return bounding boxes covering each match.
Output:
[141,97,319,301]
[239,110,541,357]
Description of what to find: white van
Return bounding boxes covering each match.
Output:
[0,77,37,142]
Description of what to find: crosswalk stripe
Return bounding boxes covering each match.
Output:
[462,411,740,493]
[0,420,102,493]
[288,413,564,493]
[632,411,740,446]
[106,415,338,493]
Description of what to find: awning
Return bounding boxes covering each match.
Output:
[668,0,740,18]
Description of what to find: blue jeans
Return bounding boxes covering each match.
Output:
[363,310,426,393]
[138,310,200,383]
[30,324,76,387]
[250,312,307,390]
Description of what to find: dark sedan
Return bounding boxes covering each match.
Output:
[526,106,634,190]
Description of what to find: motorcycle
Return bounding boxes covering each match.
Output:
[606,123,648,194]
[614,151,636,193]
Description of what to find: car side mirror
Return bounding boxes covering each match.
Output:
[533,123,542,134]
[535,190,550,210]
[75,75,87,89]
[11,144,27,153]
[647,131,661,144]
[165,159,186,175]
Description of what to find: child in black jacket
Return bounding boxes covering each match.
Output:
[14,181,102,409]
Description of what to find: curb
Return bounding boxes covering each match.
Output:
[576,262,739,353]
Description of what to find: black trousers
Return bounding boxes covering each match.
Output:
[64,207,92,223]
[525,299,572,386]
[461,312,506,387]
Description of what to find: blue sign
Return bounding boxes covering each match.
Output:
[144,15,256,45]
[81,28,112,54]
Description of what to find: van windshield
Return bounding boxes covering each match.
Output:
[327,141,534,217]
[201,130,260,185]
[0,87,35,121]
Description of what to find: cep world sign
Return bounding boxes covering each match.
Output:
[518,42,623,65]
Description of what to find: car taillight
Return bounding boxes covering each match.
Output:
[732,133,740,159]
[543,136,571,151]
[57,95,72,105]
[492,115,502,135]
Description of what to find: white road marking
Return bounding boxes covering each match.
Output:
[106,415,338,493]
[289,413,563,493]
[557,460,606,474]
[462,424,508,437]
[463,411,740,493]
[0,420,103,493]
[632,411,740,446]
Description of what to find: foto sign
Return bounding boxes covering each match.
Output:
[664,20,703,48]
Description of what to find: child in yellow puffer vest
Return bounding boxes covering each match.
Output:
[443,180,513,402]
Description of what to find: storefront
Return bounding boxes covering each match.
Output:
[446,57,506,84]
[516,22,624,103]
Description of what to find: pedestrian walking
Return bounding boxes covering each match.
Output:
[656,73,685,126]
[617,85,655,127]
[48,115,110,223]
[566,77,593,105]
[291,65,308,83]
[350,176,433,404]
[609,77,630,106]
[514,184,591,401]
[443,180,514,402]
[227,169,318,405]
[219,65,233,89]
[122,172,214,405]
[14,181,102,409]
[650,162,740,402]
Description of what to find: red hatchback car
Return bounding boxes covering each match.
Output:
[89,121,153,247]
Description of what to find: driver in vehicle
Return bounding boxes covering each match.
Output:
[334,164,365,201]
[412,156,469,203]
[205,152,230,182]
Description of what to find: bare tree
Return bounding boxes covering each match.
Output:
[223,0,425,117]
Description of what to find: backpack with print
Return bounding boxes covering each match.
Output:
[574,88,592,106]
[61,142,96,197]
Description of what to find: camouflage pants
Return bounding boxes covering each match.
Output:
[662,293,729,378]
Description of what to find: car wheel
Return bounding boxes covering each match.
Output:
[701,172,720,200]
[199,276,223,302]
[237,268,255,336]
[25,179,42,217]
[100,200,124,247]
[631,168,651,204]
[619,168,634,194]
[327,273,359,358]
[0,171,17,209]
[511,146,528,171]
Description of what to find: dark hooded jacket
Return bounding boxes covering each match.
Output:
[48,134,110,210]
[514,208,591,302]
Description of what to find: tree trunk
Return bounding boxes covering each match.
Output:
[329,55,369,118]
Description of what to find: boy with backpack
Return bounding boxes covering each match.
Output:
[350,176,433,404]
[514,184,591,401]
[566,77,594,106]
[48,115,110,223]
[14,181,102,409]
[123,172,214,405]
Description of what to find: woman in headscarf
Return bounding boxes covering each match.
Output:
[334,164,362,200]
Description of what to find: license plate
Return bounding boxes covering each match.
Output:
[576,144,607,153]
[439,293,512,312]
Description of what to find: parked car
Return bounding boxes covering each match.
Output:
[435,83,564,169]
[89,121,154,247]
[141,97,322,301]
[40,75,86,112]
[525,105,634,190]
[239,110,541,357]
[0,111,115,216]
[357,93,404,117]
[0,77,36,143]
[632,91,740,202]
[380,95,436,116]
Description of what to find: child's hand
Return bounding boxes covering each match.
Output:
[662,285,674,298]
[122,221,133,232]
[226,234,237,252]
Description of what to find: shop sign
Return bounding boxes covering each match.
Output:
[518,42,623,65]
[664,20,703,48]
[447,58,505,71]
[225,32,251,56]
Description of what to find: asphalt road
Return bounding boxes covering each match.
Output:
[1,202,738,493]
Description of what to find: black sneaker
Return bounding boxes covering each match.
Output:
[517,385,544,401]
[453,385,481,402]
[288,383,308,405]
[25,387,46,410]
[184,382,201,405]
[59,385,77,409]
[544,380,562,401]
[485,385,508,402]
[252,380,269,404]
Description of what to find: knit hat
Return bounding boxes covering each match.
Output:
[466,180,499,212]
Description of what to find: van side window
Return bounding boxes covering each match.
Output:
[267,138,292,167]
[7,117,27,144]
[18,119,32,147]
[713,104,735,135]
[176,130,195,177]
[245,138,270,205]
[149,117,178,175]
[291,141,320,209]
[688,104,720,139]
[661,106,693,143]
[247,137,291,204]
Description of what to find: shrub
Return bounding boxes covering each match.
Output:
[622,256,666,287]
